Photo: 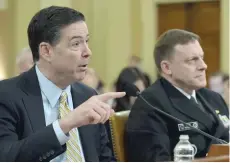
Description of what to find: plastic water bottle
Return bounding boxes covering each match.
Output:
[174,135,197,162]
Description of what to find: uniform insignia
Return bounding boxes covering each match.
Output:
[215,110,229,128]
[178,121,198,131]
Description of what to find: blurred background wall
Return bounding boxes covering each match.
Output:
[0,0,229,90]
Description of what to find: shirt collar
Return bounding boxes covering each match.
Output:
[35,65,71,108]
[173,85,197,102]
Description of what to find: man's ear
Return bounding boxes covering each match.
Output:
[39,42,53,62]
[160,60,172,75]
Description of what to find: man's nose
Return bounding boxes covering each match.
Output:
[82,43,92,58]
[199,58,207,70]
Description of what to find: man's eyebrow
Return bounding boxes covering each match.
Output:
[186,53,204,61]
[69,34,90,41]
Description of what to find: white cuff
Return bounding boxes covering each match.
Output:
[52,120,70,145]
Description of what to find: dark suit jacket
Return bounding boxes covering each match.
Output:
[125,78,229,162]
[0,67,115,162]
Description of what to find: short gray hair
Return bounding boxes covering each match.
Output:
[154,29,200,72]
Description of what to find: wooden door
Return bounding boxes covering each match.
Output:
[157,1,220,82]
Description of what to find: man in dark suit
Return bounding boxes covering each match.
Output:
[125,29,229,161]
[0,6,125,162]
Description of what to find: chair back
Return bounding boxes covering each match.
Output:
[109,110,130,161]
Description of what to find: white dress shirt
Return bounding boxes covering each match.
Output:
[173,85,197,102]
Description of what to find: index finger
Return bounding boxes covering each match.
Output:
[96,92,126,102]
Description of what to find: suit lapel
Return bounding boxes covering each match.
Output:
[71,84,98,161]
[196,92,221,124]
[197,92,227,140]
[161,78,213,132]
[71,84,87,109]
[170,96,213,132]
[21,66,46,132]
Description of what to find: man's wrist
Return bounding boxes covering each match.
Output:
[59,118,72,134]
[52,120,70,145]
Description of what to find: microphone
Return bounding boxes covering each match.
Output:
[123,83,228,144]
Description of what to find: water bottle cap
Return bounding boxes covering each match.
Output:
[179,135,189,140]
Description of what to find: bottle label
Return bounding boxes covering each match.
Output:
[174,154,194,162]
